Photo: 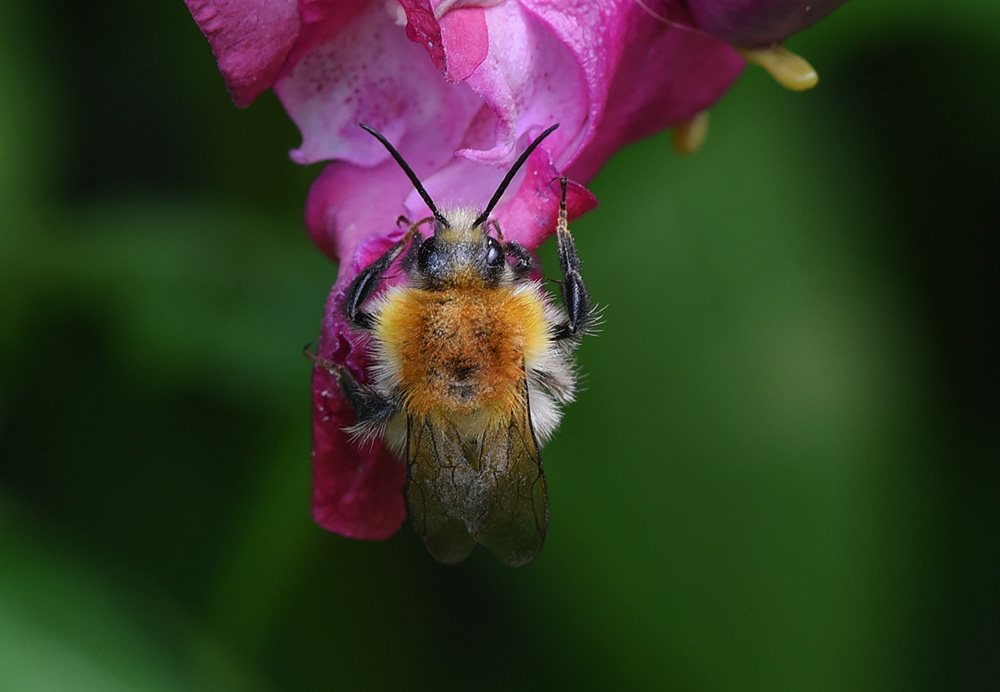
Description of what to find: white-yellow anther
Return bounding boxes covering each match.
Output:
[671,110,710,156]
[737,44,819,91]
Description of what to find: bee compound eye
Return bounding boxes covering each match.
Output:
[417,236,439,273]
[485,237,504,268]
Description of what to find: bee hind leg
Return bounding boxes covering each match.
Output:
[551,177,592,341]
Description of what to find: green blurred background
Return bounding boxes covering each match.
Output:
[1,2,996,690]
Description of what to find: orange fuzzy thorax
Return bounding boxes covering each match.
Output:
[374,284,549,419]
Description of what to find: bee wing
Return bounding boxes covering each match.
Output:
[406,416,479,565]
[406,383,548,566]
[475,403,549,566]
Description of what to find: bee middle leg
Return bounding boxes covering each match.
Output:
[305,349,401,425]
[551,177,592,341]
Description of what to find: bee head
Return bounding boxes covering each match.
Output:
[359,122,560,288]
[414,210,507,288]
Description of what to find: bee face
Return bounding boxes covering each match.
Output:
[322,123,594,566]
[415,212,508,289]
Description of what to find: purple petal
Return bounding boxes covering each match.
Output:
[684,0,851,47]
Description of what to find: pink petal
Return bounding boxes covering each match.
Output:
[185,0,301,107]
[457,1,589,168]
[303,158,419,263]
[401,0,447,74]
[311,368,407,540]
[497,150,598,249]
[290,0,741,262]
[400,0,490,82]
[439,7,491,82]
[274,2,483,167]
[184,0,374,107]
[309,234,412,540]
[285,1,374,73]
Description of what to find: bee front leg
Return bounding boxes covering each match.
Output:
[342,226,417,330]
[488,219,534,278]
[305,349,401,426]
[551,177,592,341]
[504,240,534,278]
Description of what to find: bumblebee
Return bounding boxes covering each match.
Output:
[317,123,593,566]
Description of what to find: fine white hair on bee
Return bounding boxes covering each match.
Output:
[313,123,596,566]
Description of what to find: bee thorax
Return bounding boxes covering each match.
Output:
[374,285,549,416]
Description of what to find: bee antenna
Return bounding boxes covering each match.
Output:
[359,123,449,228]
[473,124,559,228]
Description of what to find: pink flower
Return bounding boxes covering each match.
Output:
[186,0,751,539]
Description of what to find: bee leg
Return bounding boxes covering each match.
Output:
[488,218,533,277]
[304,348,401,425]
[504,240,534,278]
[335,367,401,425]
[551,177,592,340]
[342,225,417,330]
[488,219,504,241]
[400,223,424,274]
[397,215,436,231]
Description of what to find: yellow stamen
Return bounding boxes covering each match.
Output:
[737,44,819,91]
[671,110,710,156]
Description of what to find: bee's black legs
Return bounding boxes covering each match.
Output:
[551,177,592,341]
[343,225,418,329]
[304,349,401,425]
[504,240,534,278]
[488,218,535,278]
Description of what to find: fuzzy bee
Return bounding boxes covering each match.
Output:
[314,123,594,566]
